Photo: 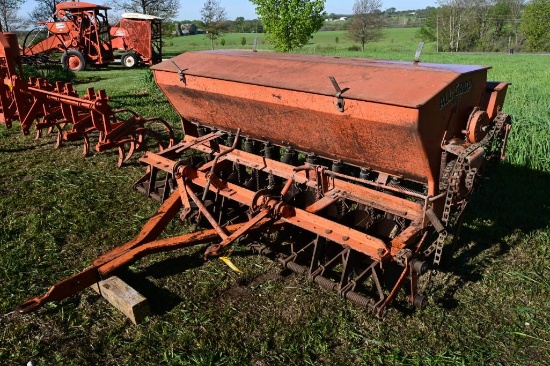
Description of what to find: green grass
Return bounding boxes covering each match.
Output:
[0,28,549,365]
[163,28,425,56]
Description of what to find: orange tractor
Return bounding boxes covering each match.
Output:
[22,1,162,71]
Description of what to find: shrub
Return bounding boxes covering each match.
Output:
[335,36,339,44]
[22,65,75,83]
[347,45,360,51]
[220,38,226,46]
[241,37,247,46]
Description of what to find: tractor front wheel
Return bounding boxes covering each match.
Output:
[61,49,86,72]
[121,52,139,68]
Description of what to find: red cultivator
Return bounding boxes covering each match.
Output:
[17,50,511,317]
[0,32,174,166]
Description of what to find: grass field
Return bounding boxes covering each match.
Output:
[0,28,549,365]
[162,28,429,55]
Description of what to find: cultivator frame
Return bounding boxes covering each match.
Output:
[0,32,174,166]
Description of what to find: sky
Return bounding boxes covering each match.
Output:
[19,0,437,22]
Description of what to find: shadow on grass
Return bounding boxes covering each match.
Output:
[114,262,192,315]
[108,94,172,110]
[74,75,104,84]
[0,140,57,153]
[111,249,260,314]
[436,162,550,308]
[0,135,87,153]
[161,51,185,58]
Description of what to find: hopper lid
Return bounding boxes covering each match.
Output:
[153,50,490,108]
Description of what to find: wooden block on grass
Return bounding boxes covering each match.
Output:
[91,276,150,325]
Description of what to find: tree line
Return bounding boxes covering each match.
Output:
[420,0,550,52]
[174,18,265,35]
[347,0,550,53]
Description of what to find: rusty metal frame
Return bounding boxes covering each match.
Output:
[20,133,430,317]
[11,48,512,319]
[0,31,175,166]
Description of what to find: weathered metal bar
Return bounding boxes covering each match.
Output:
[141,138,425,222]
[19,219,274,314]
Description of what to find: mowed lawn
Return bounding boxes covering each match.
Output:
[0,28,548,365]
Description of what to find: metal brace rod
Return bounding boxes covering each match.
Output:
[202,128,241,201]
[18,219,277,314]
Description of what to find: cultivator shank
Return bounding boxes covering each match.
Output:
[20,51,511,317]
[0,31,174,166]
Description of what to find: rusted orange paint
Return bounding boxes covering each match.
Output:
[110,18,162,65]
[13,48,512,316]
[153,50,493,195]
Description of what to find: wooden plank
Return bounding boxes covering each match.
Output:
[91,276,150,325]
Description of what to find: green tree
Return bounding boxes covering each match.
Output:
[162,21,177,38]
[235,16,245,33]
[434,0,485,52]
[507,0,526,48]
[250,0,326,52]
[201,0,227,50]
[418,7,437,43]
[521,0,550,51]
[385,6,396,15]
[348,0,385,52]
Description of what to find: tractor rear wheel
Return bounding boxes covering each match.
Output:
[61,49,86,72]
[121,52,139,68]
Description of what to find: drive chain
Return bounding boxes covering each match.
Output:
[424,113,509,265]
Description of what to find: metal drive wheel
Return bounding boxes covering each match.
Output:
[121,52,139,68]
[61,49,86,71]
